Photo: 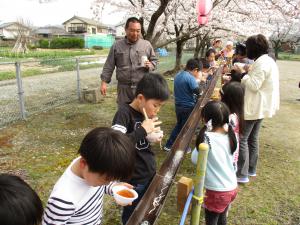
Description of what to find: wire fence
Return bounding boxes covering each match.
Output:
[0,56,107,128]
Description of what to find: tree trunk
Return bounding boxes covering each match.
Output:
[274,49,279,59]
[272,40,281,59]
[194,36,201,58]
[145,0,171,42]
[175,40,185,70]
[164,39,185,76]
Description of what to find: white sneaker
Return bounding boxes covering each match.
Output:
[248,172,257,177]
[237,177,249,184]
[186,147,192,154]
[163,146,171,152]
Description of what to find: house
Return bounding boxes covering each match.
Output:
[0,22,30,40]
[114,22,126,39]
[62,16,111,35]
[33,25,68,38]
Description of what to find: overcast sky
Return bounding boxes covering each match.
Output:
[0,0,125,27]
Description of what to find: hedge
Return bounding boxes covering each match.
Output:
[50,37,84,49]
[39,39,49,48]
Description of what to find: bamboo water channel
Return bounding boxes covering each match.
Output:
[126,68,221,225]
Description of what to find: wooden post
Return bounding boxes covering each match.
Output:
[191,143,209,225]
[177,177,193,213]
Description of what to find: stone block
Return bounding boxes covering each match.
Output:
[82,88,102,103]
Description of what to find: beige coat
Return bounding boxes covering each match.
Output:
[242,54,280,120]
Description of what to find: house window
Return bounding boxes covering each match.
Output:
[92,28,96,34]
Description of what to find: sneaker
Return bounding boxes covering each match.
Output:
[186,147,192,154]
[248,172,257,177]
[237,177,249,184]
[163,146,171,152]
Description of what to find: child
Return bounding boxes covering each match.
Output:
[42,127,135,225]
[191,101,238,225]
[221,41,234,58]
[164,58,203,152]
[233,42,254,65]
[111,73,170,224]
[220,82,245,172]
[205,48,217,67]
[0,174,43,225]
[200,57,214,86]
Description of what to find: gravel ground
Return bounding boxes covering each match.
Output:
[0,56,118,127]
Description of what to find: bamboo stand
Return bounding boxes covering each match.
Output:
[191,143,209,225]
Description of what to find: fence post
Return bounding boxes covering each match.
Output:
[76,57,81,101]
[15,61,26,120]
[191,143,209,225]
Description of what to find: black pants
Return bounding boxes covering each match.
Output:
[121,181,151,225]
[205,206,229,225]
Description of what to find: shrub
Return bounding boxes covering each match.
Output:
[92,46,103,50]
[38,39,49,48]
[50,37,84,49]
[28,45,37,50]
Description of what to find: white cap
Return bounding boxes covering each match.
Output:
[226,41,233,46]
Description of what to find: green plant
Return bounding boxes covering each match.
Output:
[50,37,84,49]
[28,45,37,50]
[39,39,49,49]
[92,46,103,50]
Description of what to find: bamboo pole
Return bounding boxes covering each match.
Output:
[191,143,209,225]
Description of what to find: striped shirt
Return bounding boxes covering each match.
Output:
[42,157,113,225]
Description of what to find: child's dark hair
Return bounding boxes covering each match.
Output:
[235,42,246,56]
[185,58,203,72]
[135,73,170,101]
[205,48,216,58]
[78,127,135,181]
[229,69,242,82]
[220,82,245,133]
[196,101,237,154]
[200,58,210,69]
[0,174,43,225]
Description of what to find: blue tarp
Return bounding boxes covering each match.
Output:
[84,34,115,48]
[156,48,169,57]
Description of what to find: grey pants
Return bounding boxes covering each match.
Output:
[237,119,263,178]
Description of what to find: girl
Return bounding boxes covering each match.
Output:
[220,81,245,172]
[205,48,217,68]
[191,101,238,225]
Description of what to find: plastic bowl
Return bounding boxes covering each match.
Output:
[146,130,163,143]
[112,185,138,205]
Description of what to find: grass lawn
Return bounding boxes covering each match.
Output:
[278,52,300,61]
[0,58,299,224]
[0,48,110,61]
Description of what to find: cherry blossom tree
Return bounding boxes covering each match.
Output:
[90,0,300,72]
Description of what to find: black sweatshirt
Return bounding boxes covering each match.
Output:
[112,104,156,184]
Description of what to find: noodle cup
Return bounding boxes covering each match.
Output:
[112,185,138,205]
[141,55,148,66]
[146,130,163,143]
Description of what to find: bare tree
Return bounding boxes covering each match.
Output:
[12,19,32,54]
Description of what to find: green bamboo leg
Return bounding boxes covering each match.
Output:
[191,143,209,225]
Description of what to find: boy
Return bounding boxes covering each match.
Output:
[42,127,135,225]
[0,173,43,225]
[111,73,170,224]
[164,58,204,151]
